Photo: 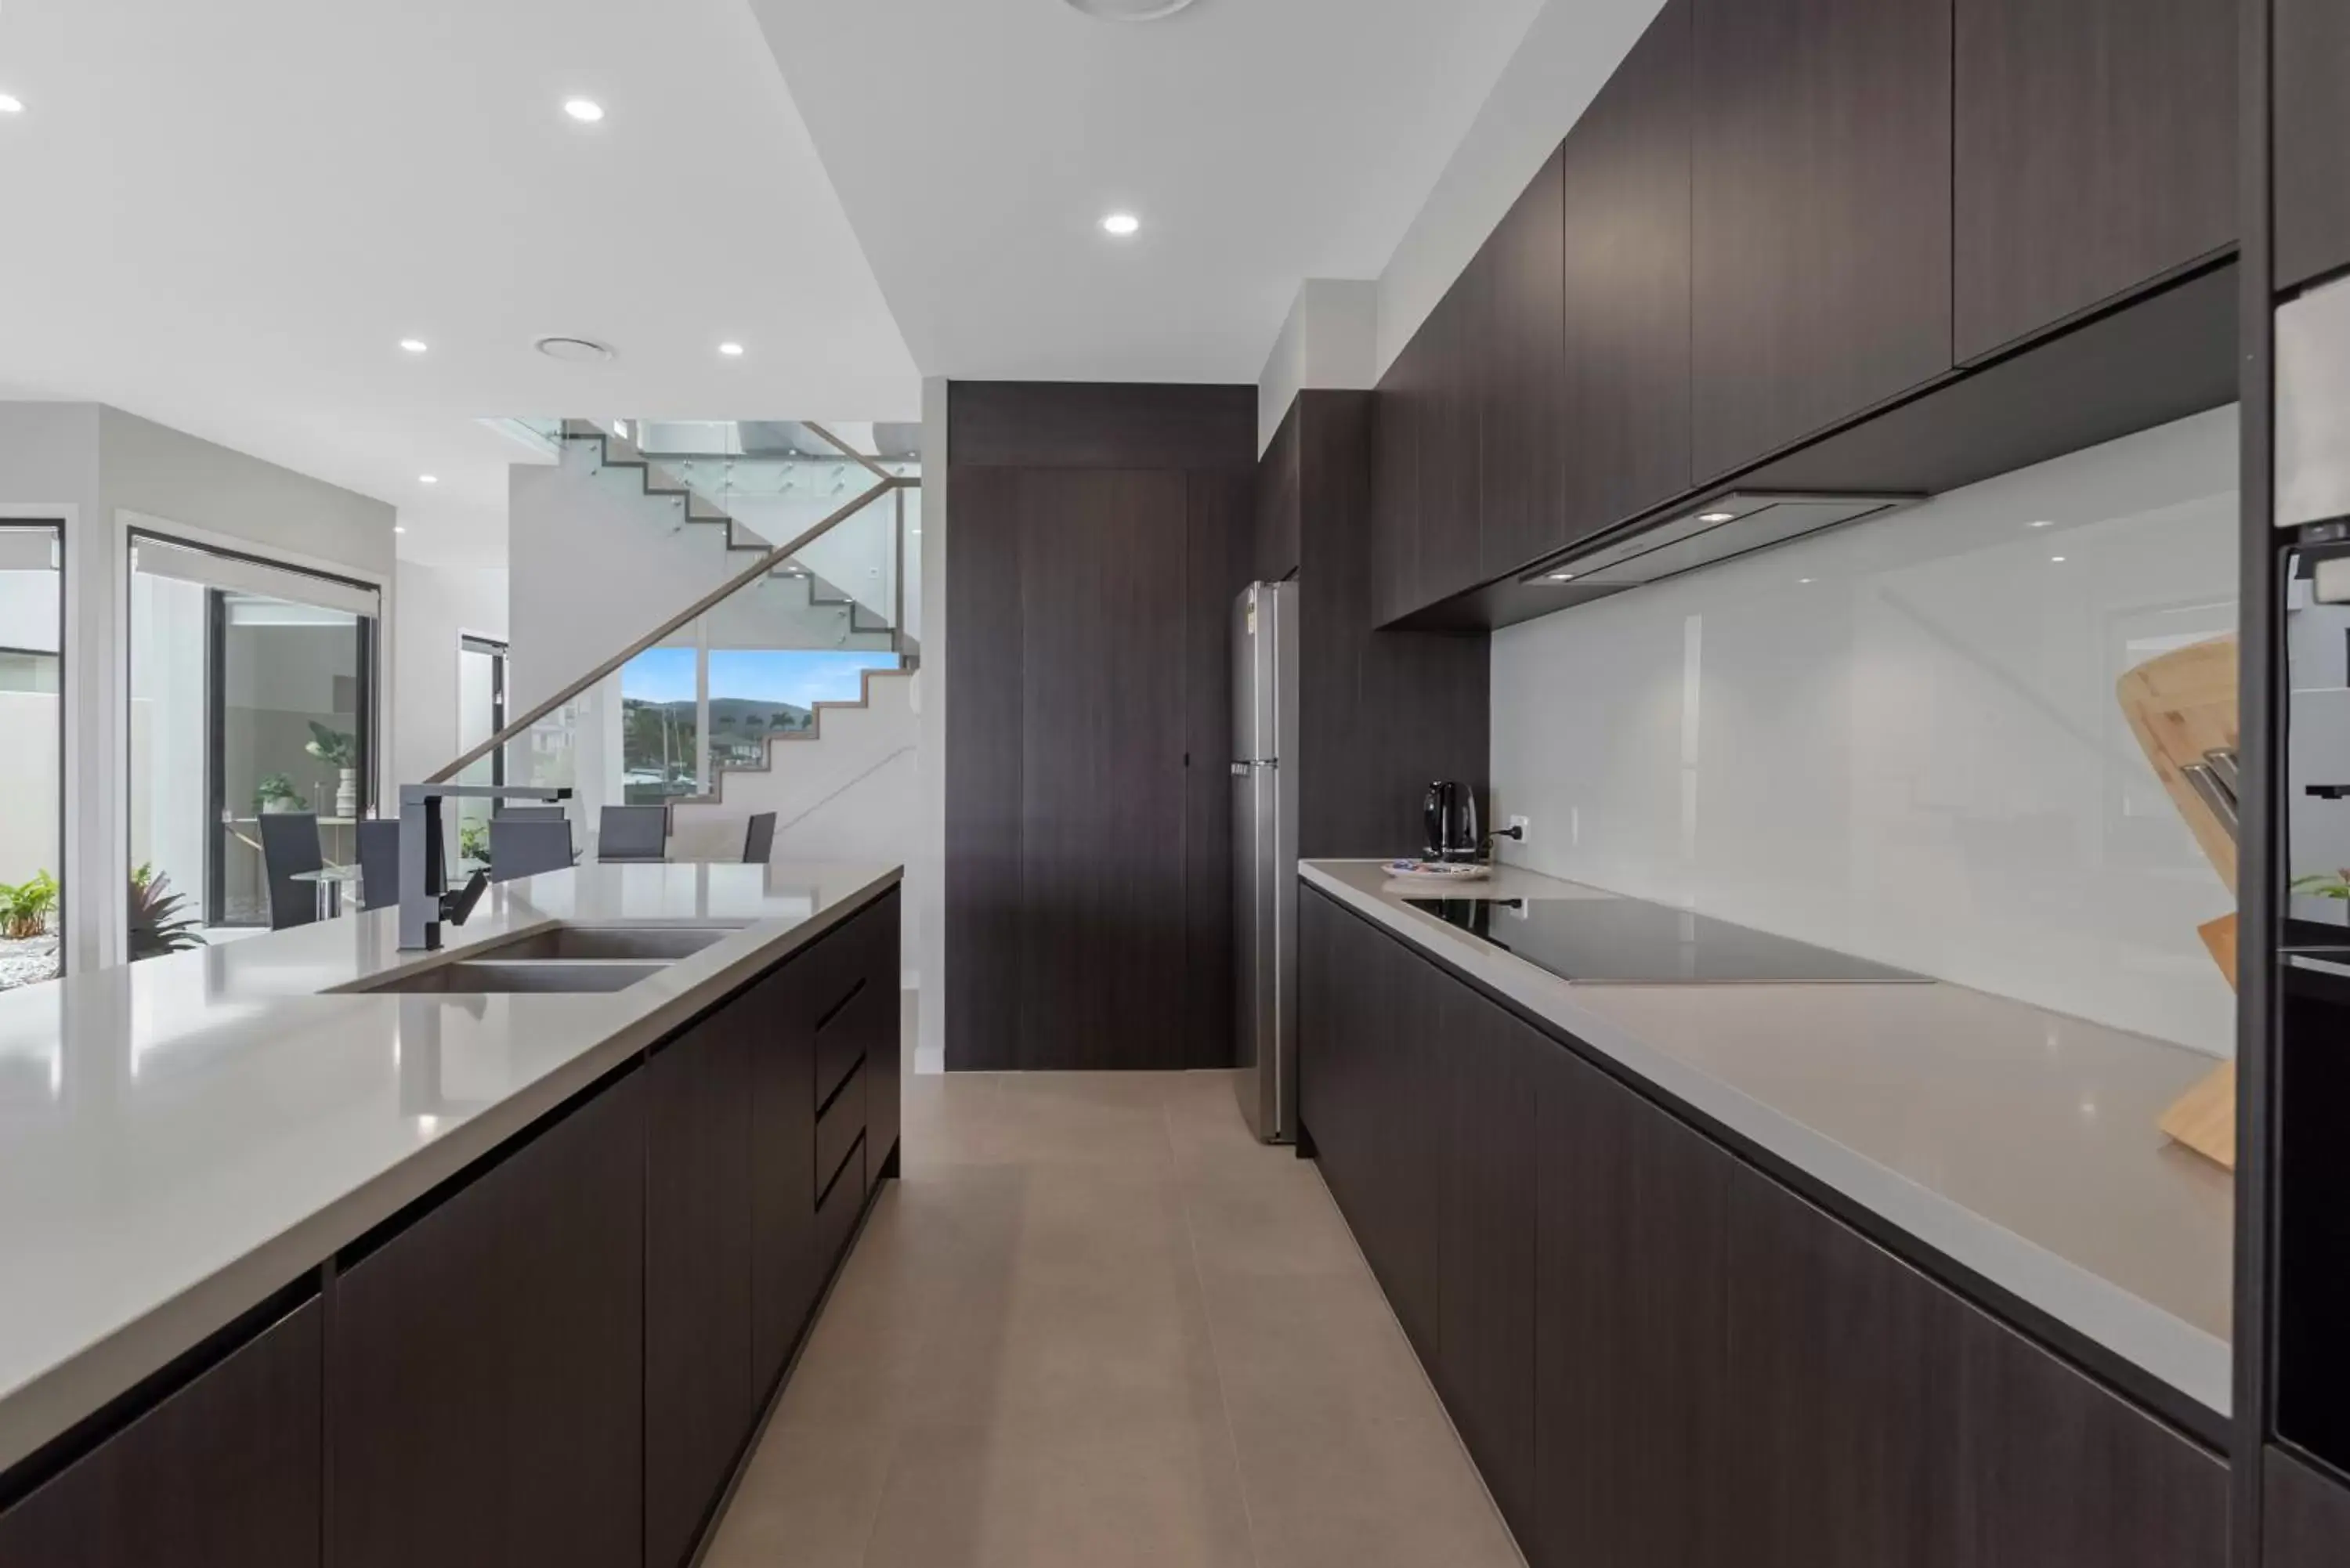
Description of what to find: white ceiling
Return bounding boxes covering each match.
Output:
[0,0,919,569]
[747,0,1552,385]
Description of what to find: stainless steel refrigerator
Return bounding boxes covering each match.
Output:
[1231,580,1299,1143]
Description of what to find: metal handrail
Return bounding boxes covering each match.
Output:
[425,474,916,783]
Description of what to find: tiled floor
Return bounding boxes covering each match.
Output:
[703,1048,1524,1568]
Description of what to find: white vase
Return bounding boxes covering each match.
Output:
[335,768,357,819]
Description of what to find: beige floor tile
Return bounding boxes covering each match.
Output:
[701,1422,897,1568]
[1224,1405,1523,1568]
[1177,1163,1368,1280]
[1195,1268,1444,1429]
[860,1415,1260,1568]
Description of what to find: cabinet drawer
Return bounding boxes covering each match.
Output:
[813,977,873,1111]
[816,1063,865,1205]
[815,1136,866,1273]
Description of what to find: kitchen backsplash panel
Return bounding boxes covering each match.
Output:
[1491,406,2240,1056]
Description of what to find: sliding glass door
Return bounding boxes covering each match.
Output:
[0,524,63,990]
[128,534,379,948]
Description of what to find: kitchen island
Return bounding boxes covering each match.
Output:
[0,860,902,1568]
[1300,858,2232,1568]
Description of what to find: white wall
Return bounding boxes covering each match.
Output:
[1490,406,2241,1057]
[1373,0,1664,376]
[392,561,509,790]
[1256,279,1380,454]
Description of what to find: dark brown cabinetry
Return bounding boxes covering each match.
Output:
[1688,0,1952,479]
[1954,0,2234,360]
[1435,987,1541,1540]
[0,1301,321,1568]
[748,963,820,1393]
[1300,887,2228,1568]
[945,383,1254,1071]
[330,1075,648,1568]
[2274,0,2350,291]
[645,1008,756,1568]
[1532,1040,1728,1568]
[1474,149,1565,583]
[1555,0,1692,553]
[1370,323,1430,626]
[2265,1447,2350,1568]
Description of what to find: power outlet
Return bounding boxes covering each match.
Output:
[1506,814,1531,844]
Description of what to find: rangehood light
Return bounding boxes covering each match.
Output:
[1547,572,1576,582]
[1696,511,1737,524]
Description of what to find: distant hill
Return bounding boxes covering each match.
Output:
[623,695,812,732]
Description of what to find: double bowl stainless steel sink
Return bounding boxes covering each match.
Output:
[356,923,749,995]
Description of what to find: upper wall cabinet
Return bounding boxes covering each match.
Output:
[1554,0,1693,558]
[1417,273,1486,609]
[1477,148,1567,583]
[1690,0,1953,482]
[1370,327,1426,626]
[2275,0,2350,291]
[1954,0,2234,361]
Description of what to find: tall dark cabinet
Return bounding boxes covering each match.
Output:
[1954,0,2235,360]
[1690,0,1954,479]
[945,382,1255,1071]
[2272,0,2350,290]
[1473,150,1566,584]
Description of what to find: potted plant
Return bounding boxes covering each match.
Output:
[127,863,204,959]
[0,871,58,941]
[306,722,360,818]
[254,772,303,815]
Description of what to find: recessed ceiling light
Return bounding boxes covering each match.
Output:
[0,95,24,115]
[1696,510,1737,524]
[2050,555,2067,563]
[718,341,746,357]
[1798,577,1814,584]
[1063,0,1201,18]
[563,99,604,123]
[399,338,428,354]
[1101,211,1141,237]
[418,475,438,485]
[533,334,615,363]
[394,525,407,534]
[2030,518,2055,528]
[1546,572,1576,583]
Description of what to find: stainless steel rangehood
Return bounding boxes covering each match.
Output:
[1519,490,1922,591]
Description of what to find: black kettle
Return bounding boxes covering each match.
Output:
[1423,781,1480,863]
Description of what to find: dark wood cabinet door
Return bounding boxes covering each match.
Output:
[1018,468,1191,1068]
[1366,938,1448,1364]
[1557,0,1694,547]
[1477,147,1567,583]
[645,1012,756,1568]
[0,1302,320,1568]
[1723,1172,1964,1568]
[2276,0,2350,291]
[2266,1446,2350,1568]
[1416,275,1484,609]
[1370,337,1425,627]
[1184,475,1251,1070]
[331,1075,646,1568]
[1954,1309,2225,1568]
[862,894,905,1172]
[1435,987,1542,1541]
[748,966,819,1393]
[1532,1043,1729,1568]
[1954,0,2234,360]
[1691,0,1952,479]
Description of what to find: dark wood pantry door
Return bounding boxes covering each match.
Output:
[1017,468,1191,1069]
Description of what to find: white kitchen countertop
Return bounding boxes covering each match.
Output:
[0,860,901,1475]
[1301,859,2234,1422]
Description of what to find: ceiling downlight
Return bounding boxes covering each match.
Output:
[1061,0,1201,20]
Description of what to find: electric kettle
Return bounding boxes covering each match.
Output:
[1423,781,1480,863]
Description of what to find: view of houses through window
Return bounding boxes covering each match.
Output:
[620,644,897,804]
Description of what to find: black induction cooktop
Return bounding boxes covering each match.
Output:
[1403,895,1929,985]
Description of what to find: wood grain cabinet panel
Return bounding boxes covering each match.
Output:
[1371,334,1426,627]
[1416,276,1485,610]
[0,1302,321,1568]
[1476,147,1567,583]
[330,1076,646,1568]
[1556,0,1694,547]
[747,965,820,1393]
[1436,989,1542,1541]
[1723,1170,1965,1568]
[1532,1046,1730,1568]
[645,1013,756,1568]
[2275,0,2350,291]
[1954,1309,2225,1568]
[1954,0,2234,360]
[1691,0,1952,479]
[862,892,905,1172]
[2266,1446,2350,1568]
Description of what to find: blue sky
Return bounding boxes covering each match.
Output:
[622,648,898,709]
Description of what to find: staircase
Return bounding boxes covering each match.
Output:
[557,420,905,656]
[667,662,917,856]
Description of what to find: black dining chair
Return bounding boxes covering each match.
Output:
[597,804,669,864]
[490,818,575,885]
[355,819,402,912]
[742,811,776,865]
[258,811,323,930]
[494,804,569,825]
